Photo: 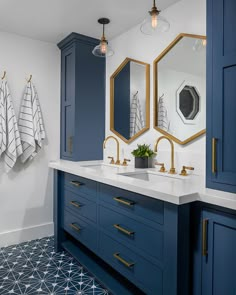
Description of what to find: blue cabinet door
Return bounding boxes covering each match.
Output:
[206,0,236,192]
[202,209,236,295]
[58,33,105,161]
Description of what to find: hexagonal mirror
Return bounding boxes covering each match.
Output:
[154,33,206,145]
[110,58,150,143]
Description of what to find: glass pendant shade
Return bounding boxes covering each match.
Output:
[92,18,114,58]
[140,1,170,35]
[92,39,114,57]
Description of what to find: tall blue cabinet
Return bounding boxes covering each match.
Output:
[206,0,236,193]
[58,33,105,161]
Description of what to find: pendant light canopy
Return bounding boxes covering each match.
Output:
[140,0,170,35]
[92,18,114,58]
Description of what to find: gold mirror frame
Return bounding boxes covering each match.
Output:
[110,58,150,144]
[153,33,206,145]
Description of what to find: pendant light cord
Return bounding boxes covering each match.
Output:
[102,24,105,38]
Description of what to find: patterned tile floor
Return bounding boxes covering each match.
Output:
[0,236,110,295]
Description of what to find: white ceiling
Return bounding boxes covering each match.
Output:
[159,37,206,76]
[0,0,180,44]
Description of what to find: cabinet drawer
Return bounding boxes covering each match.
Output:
[64,173,97,198]
[99,205,163,261]
[64,189,97,223]
[99,184,164,225]
[99,232,162,295]
[64,209,97,252]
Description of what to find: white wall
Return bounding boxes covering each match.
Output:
[158,69,206,141]
[0,32,60,246]
[105,0,206,176]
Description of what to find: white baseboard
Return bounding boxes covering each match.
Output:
[0,222,54,248]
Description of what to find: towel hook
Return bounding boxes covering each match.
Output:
[27,74,32,83]
[1,71,6,80]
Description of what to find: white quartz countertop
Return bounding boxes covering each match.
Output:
[49,160,236,210]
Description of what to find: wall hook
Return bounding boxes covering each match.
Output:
[1,71,6,80]
[27,74,32,83]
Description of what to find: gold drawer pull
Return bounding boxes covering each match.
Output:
[70,180,83,187]
[113,224,135,236]
[70,201,81,208]
[212,138,217,174]
[69,223,81,232]
[113,197,135,206]
[202,219,209,256]
[113,253,135,268]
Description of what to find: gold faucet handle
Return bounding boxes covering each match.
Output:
[180,166,194,176]
[122,158,131,166]
[155,162,166,173]
[108,156,115,164]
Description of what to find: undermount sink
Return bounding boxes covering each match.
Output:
[119,171,183,182]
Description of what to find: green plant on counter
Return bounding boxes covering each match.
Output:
[131,144,156,158]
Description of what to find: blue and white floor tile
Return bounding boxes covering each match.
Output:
[0,237,110,295]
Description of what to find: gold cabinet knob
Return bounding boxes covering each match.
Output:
[108,156,115,164]
[180,166,194,176]
[155,162,166,173]
[122,158,131,166]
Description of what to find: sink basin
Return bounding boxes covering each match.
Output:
[119,171,182,182]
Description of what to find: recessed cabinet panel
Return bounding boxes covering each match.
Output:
[223,0,236,55]
[65,51,75,103]
[201,209,236,295]
[222,66,236,174]
[63,105,74,156]
[206,0,236,192]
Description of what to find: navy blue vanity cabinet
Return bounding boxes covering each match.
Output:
[191,204,236,295]
[58,33,105,161]
[54,171,192,295]
[206,0,236,192]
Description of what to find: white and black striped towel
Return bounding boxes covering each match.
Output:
[0,78,22,172]
[158,94,170,132]
[18,81,45,163]
[130,92,144,137]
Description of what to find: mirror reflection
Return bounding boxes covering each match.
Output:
[110,58,150,143]
[154,34,206,144]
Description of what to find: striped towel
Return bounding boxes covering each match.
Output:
[18,81,45,163]
[0,78,22,172]
[158,95,170,132]
[130,92,144,137]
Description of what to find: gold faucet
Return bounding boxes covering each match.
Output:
[154,136,176,174]
[103,136,121,165]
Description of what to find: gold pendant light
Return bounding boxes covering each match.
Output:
[92,18,114,58]
[140,0,170,35]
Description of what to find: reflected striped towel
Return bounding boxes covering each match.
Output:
[158,94,170,131]
[0,79,22,172]
[18,81,45,163]
[130,92,144,137]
